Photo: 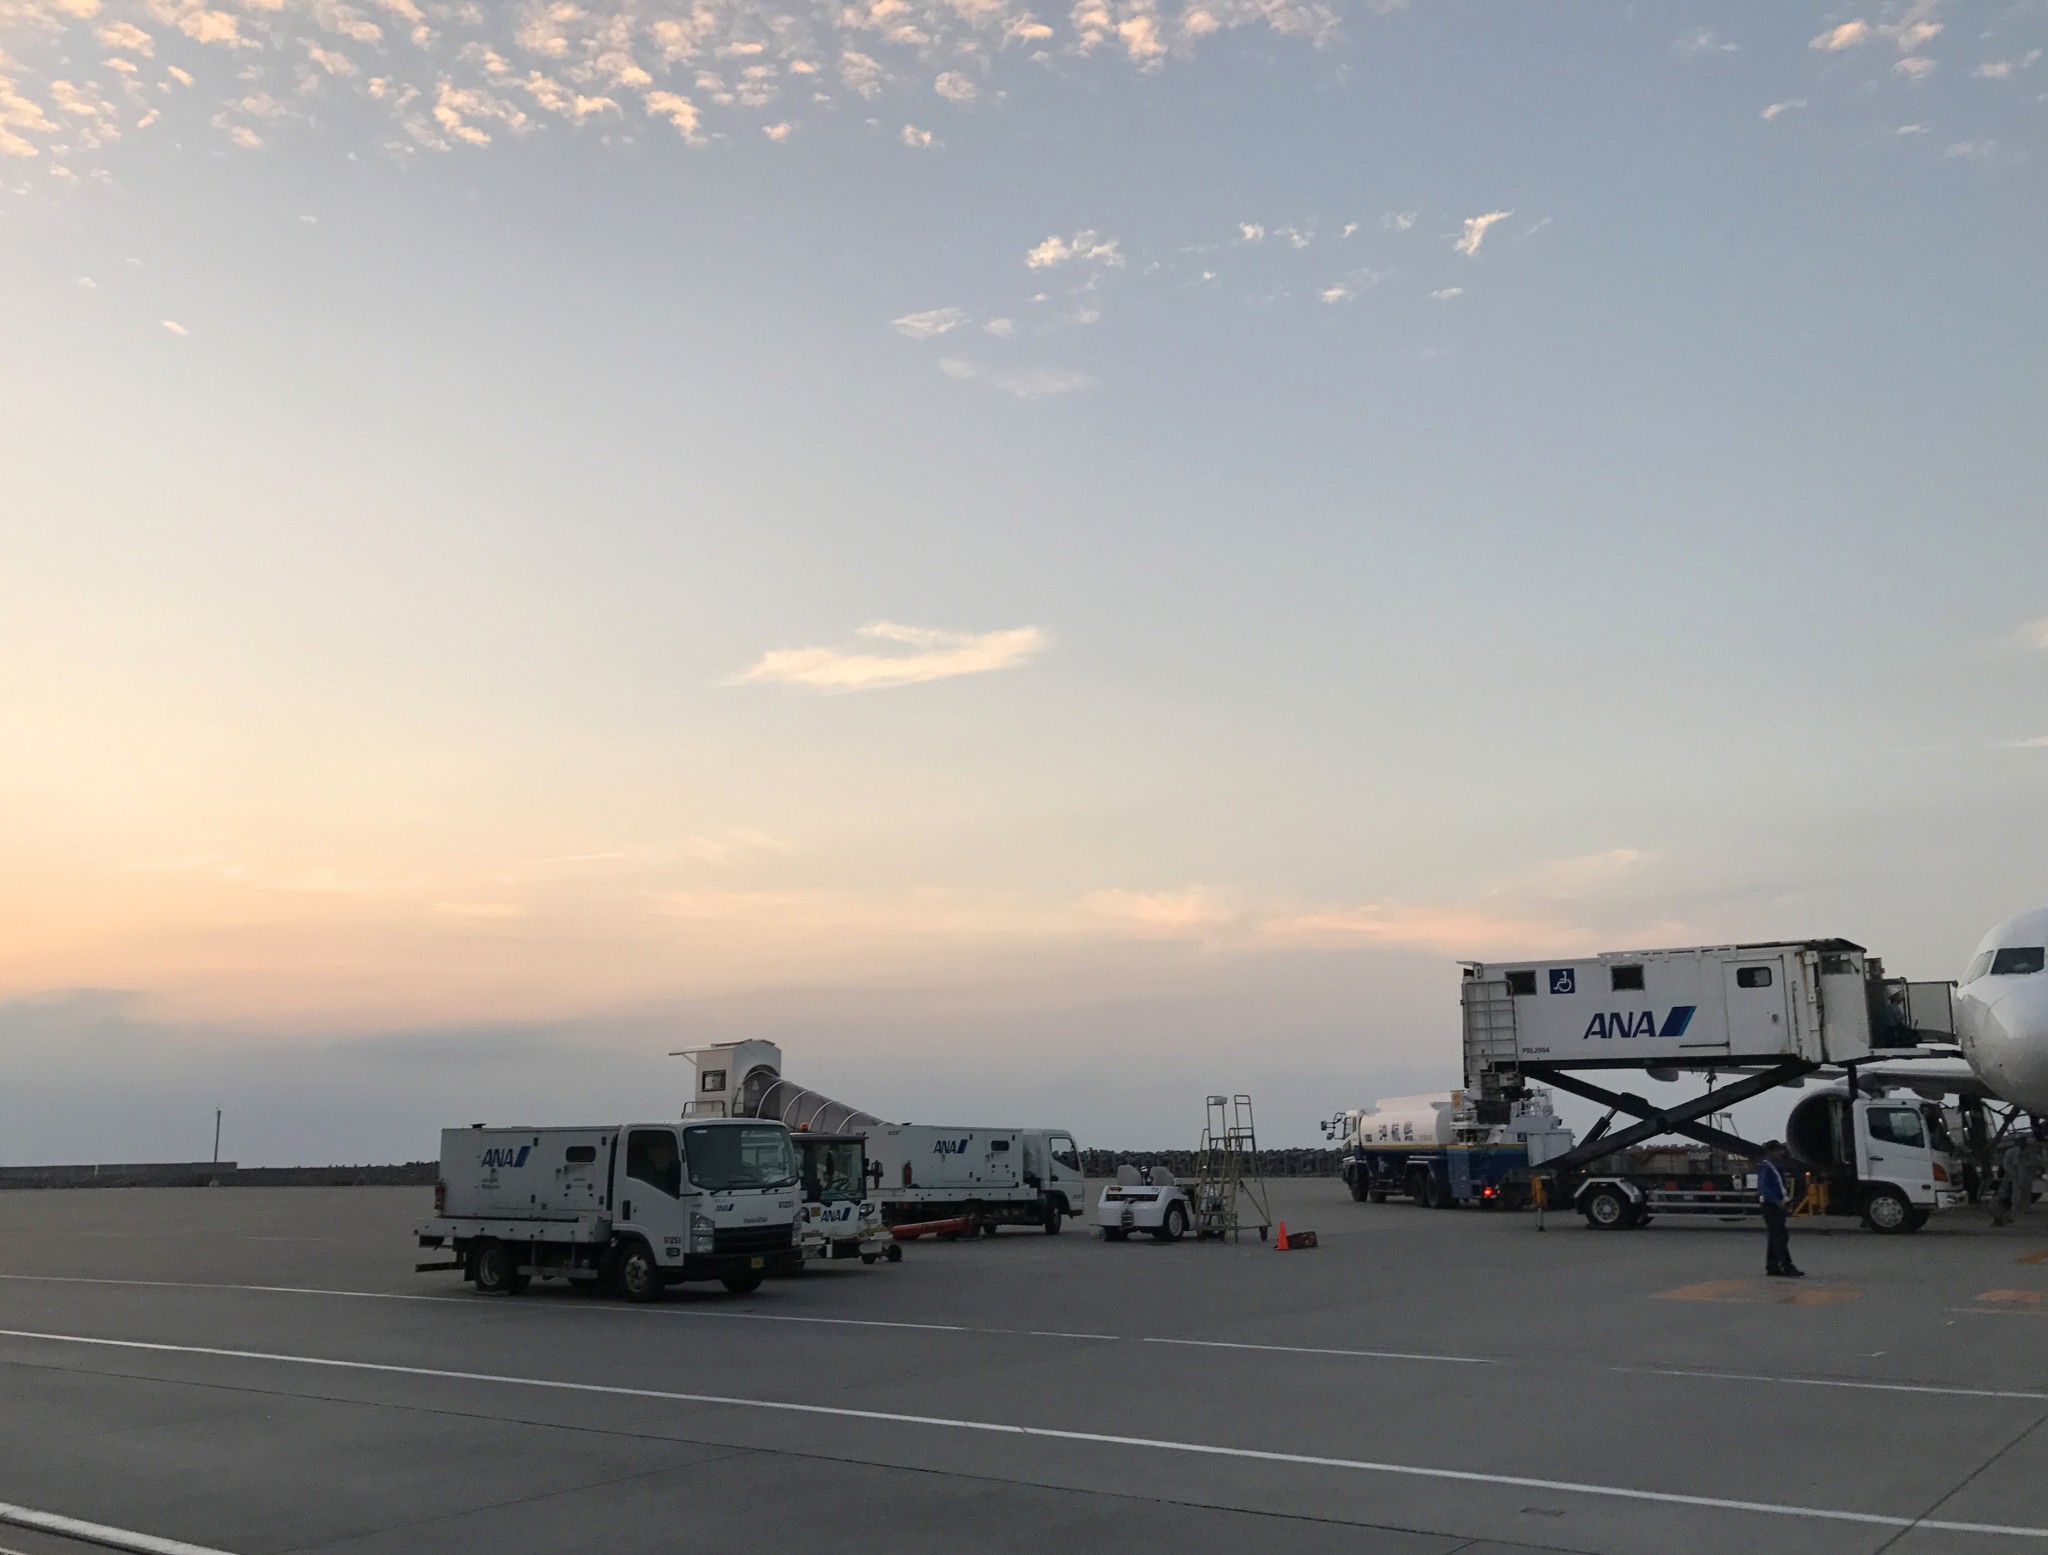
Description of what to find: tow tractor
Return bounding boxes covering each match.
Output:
[792,1131,900,1265]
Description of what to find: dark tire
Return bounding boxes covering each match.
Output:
[981,1220,999,1238]
[614,1241,664,1303]
[1347,1175,1370,1203]
[1582,1186,1632,1230]
[1420,1174,1448,1210]
[1406,1173,1430,1206]
[1367,1188,1388,1204]
[885,1243,903,1262]
[861,1254,879,1265]
[472,1241,520,1295]
[1043,1198,1065,1234]
[1905,1208,1930,1231]
[721,1271,765,1294]
[1103,1227,1128,1242]
[1154,1203,1189,1242]
[1863,1186,1913,1234]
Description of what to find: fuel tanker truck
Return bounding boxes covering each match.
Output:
[1326,1091,1574,1209]
[675,1042,1086,1235]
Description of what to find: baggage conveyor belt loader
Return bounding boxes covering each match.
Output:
[674,1042,1086,1235]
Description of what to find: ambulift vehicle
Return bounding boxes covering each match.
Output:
[793,1131,900,1265]
[1095,1165,1192,1241]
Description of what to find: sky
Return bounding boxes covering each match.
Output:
[2,0,2045,1166]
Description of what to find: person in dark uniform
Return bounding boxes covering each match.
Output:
[1758,1140,1803,1278]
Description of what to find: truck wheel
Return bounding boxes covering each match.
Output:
[1347,1175,1370,1203]
[614,1241,664,1303]
[472,1241,520,1295]
[721,1271,765,1294]
[1154,1203,1189,1242]
[1421,1175,1449,1210]
[1582,1186,1632,1230]
[1043,1199,1065,1234]
[1863,1187,1913,1234]
[1102,1227,1127,1242]
[885,1243,903,1262]
[1367,1188,1387,1204]
[1406,1172,1430,1205]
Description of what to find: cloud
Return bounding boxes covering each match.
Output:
[1237,221,1265,242]
[731,621,1047,691]
[1382,211,1416,232]
[2015,618,2048,650]
[94,20,151,53]
[1317,283,1354,304]
[1453,210,1511,257]
[900,123,932,147]
[159,318,188,335]
[932,70,975,103]
[1761,99,1806,120]
[1676,28,1736,55]
[761,120,792,138]
[1081,889,1231,938]
[1025,230,1123,269]
[1997,736,2048,750]
[1429,286,1462,300]
[892,305,969,338]
[1895,55,1935,80]
[944,360,1092,399]
[982,316,1015,337]
[1810,20,1870,50]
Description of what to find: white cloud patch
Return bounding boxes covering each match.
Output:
[732,620,1047,691]
[2016,617,2048,651]
[1676,28,1736,55]
[938,356,1091,398]
[1429,286,1462,300]
[1453,209,1511,257]
[892,305,969,338]
[932,69,975,102]
[1761,99,1806,120]
[1997,735,2048,749]
[159,318,188,334]
[1382,210,1415,232]
[900,122,932,146]
[1025,229,1123,269]
[982,316,1015,337]
[1810,20,1870,50]
[1895,55,1935,80]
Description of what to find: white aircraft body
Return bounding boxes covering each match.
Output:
[1954,904,2048,1115]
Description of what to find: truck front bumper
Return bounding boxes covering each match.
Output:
[678,1249,803,1280]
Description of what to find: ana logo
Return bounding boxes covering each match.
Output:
[1583,1006,1696,1041]
[481,1145,531,1170]
[1549,968,1576,995]
[931,1137,973,1155]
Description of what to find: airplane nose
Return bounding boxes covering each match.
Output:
[1980,979,2048,1115]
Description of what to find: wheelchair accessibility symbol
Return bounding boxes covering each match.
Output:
[1549,968,1576,995]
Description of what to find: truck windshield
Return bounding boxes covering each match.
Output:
[801,1140,866,1202]
[683,1125,798,1192]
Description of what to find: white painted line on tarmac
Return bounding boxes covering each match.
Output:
[0,1275,450,1305]
[1144,1337,1496,1366]
[1621,1366,2048,1403]
[3,1327,2044,1540]
[0,1498,236,1555]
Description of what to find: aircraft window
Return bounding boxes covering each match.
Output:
[1867,1108,1925,1149]
[1611,965,1645,992]
[1506,971,1538,996]
[1990,947,2045,977]
[1736,966,1773,989]
[1965,951,1995,984]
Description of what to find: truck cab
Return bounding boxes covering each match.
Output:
[613,1120,803,1293]
[1786,1090,1967,1231]
[793,1132,897,1265]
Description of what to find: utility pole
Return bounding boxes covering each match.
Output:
[212,1109,222,1165]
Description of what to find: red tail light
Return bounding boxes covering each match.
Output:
[1933,1163,1949,1183]
[901,1162,913,1188]
[434,1180,446,1214]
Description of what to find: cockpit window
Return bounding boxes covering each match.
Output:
[1990,947,2045,977]
[1965,951,1995,984]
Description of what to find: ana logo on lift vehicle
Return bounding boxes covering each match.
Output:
[931,1137,973,1155]
[480,1146,532,1169]
[1582,1007,1696,1041]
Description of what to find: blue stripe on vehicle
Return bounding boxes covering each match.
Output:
[1657,1005,1696,1038]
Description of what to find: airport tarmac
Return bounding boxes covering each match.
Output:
[1,1181,2045,1555]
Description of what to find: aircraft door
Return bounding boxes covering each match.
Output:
[1722,956,1792,1056]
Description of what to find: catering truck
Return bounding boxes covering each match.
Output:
[678,1041,1085,1234]
[416,1118,803,1299]
[1326,1091,1573,1209]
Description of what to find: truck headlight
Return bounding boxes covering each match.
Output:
[690,1212,715,1253]
[858,1201,874,1217]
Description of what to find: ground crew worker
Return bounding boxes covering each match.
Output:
[1992,1122,2041,1226]
[1758,1140,1803,1278]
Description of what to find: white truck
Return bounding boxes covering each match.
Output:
[415,1118,804,1299]
[679,1041,1086,1234]
[792,1131,898,1265]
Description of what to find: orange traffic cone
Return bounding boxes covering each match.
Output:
[1274,1221,1290,1250]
